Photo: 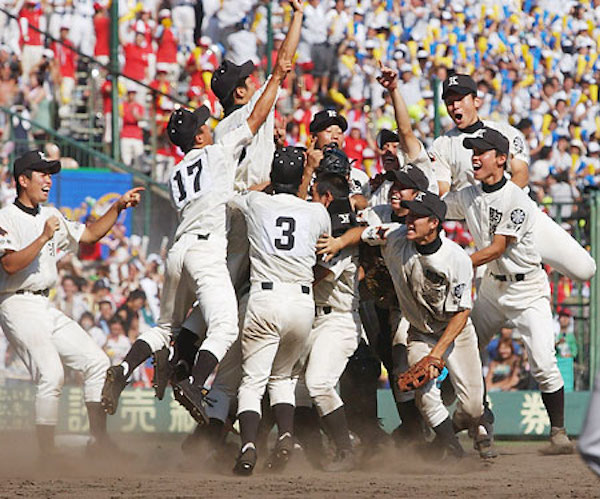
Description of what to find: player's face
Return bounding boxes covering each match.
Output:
[471,147,505,183]
[444,92,479,129]
[315,125,345,149]
[21,170,52,204]
[405,211,438,242]
[389,184,416,215]
[195,124,214,148]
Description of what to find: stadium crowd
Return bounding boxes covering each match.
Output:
[0,0,596,389]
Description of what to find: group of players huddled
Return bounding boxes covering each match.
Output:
[3,1,599,477]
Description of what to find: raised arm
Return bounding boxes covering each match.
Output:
[376,61,422,160]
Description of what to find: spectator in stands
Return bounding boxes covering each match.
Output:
[103,315,131,365]
[155,9,179,83]
[18,0,45,83]
[22,71,51,140]
[116,288,149,338]
[485,338,522,393]
[120,87,145,170]
[171,0,196,52]
[55,274,88,322]
[487,327,522,363]
[555,308,578,360]
[97,299,114,335]
[52,24,77,110]
[93,2,110,67]
[79,310,107,349]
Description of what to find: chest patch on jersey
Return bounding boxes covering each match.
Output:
[489,207,502,237]
[512,135,525,155]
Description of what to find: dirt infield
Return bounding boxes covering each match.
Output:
[0,432,597,498]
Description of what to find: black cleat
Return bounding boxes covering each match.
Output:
[266,432,294,472]
[152,346,172,400]
[233,445,257,476]
[172,379,209,426]
[322,449,357,472]
[101,365,127,415]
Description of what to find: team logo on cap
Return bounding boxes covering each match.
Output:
[39,151,49,161]
[448,76,459,86]
[414,191,425,202]
[327,110,337,118]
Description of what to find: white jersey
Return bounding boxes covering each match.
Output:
[169,122,252,242]
[444,179,541,276]
[349,167,371,198]
[364,226,473,335]
[368,141,439,208]
[0,204,85,293]
[314,246,359,313]
[233,191,331,285]
[214,79,277,192]
[430,120,529,191]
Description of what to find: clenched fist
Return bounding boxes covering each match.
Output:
[42,216,60,242]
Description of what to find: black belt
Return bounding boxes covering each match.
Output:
[261,282,310,295]
[197,234,209,240]
[16,288,49,297]
[492,273,525,282]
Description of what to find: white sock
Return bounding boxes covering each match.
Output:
[121,362,130,378]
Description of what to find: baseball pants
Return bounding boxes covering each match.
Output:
[578,368,600,477]
[534,206,596,282]
[471,276,563,393]
[138,234,238,363]
[296,309,361,417]
[237,283,314,416]
[0,294,109,425]
[407,322,484,429]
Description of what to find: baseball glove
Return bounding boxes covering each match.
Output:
[397,355,445,392]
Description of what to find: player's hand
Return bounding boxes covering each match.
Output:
[306,142,324,172]
[117,187,145,211]
[316,233,342,262]
[376,60,398,91]
[273,59,293,81]
[290,0,304,13]
[369,172,386,191]
[42,216,60,241]
[427,355,443,379]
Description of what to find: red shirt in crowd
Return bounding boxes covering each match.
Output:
[53,39,77,78]
[156,26,177,64]
[123,43,149,81]
[187,47,218,90]
[19,4,43,47]
[93,12,110,58]
[121,101,144,140]
[101,79,113,114]
[344,134,368,169]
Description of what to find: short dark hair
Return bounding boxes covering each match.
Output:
[108,315,125,328]
[127,289,146,302]
[314,172,350,199]
[15,168,33,195]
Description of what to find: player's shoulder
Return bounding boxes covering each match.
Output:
[440,235,472,267]
[351,167,369,183]
[441,127,463,139]
[482,119,520,138]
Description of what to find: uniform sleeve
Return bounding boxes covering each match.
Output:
[0,215,18,257]
[54,209,85,253]
[507,127,530,167]
[229,190,254,214]
[361,222,401,246]
[443,190,465,221]
[494,192,532,243]
[444,251,473,312]
[217,121,253,160]
[430,136,452,187]
[401,140,439,194]
[318,249,350,280]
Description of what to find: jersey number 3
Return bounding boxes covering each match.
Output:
[173,159,203,203]
[274,216,296,250]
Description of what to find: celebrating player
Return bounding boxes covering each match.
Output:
[0,150,142,459]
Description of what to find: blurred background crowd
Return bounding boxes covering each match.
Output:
[0,0,597,390]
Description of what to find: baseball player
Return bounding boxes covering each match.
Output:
[444,127,573,455]
[298,109,370,209]
[101,52,293,421]
[0,150,142,458]
[161,0,306,453]
[360,191,486,459]
[578,368,600,476]
[431,73,595,282]
[231,147,331,476]
[293,172,361,472]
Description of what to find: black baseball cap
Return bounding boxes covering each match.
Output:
[13,150,61,180]
[463,127,510,155]
[442,73,477,99]
[401,191,447,221]
[167,105,211,151]
[270,146,306,188]
[392,165,429,191]
[309,109,348,134]
[210,59,255,103]
[376,129,399,149]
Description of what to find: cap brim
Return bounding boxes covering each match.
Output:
[30,160,61,175]
[463,137,500,153]
[394,170,427,191]
[309,115,348,134]
[239,60,256,79]
[192,105,211,128]
[400,199,431,216]
[376,129,399,149]
[442,86,475,100]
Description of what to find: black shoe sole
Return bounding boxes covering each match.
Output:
[101,368,126,415]
[172,384,209,426]
[152,351,171,401]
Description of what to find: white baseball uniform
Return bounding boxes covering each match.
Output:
[296,245,361,417]
[0,203,109,425]
[361,224,484,429]
[445,179,564,393]
[578,368,600,477]
[431,120,596,281]
[181,79,279,422]
[137,122,253,363]
[234,191,331,416]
